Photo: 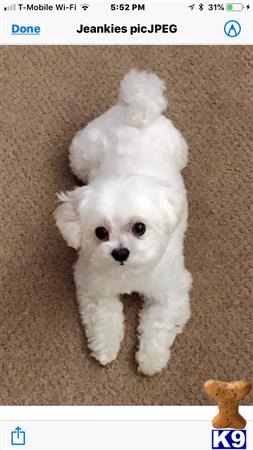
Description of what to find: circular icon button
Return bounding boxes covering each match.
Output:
[224,20,241,37]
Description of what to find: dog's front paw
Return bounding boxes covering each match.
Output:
[136,348,170,376]
[92,348,119,366]
[87,328,123,366]
[81,296,124,366]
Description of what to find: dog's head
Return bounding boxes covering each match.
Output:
[54,176,185,275]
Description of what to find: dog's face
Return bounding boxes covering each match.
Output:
[54,176,185,275]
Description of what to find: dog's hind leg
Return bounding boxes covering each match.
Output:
[69,126,102,183]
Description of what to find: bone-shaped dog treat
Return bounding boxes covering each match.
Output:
[204,379,252,429]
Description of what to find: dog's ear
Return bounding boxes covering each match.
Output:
[158,186,186,234]
[54,186,89,250]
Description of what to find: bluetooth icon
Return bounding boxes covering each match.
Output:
[199,3,204,11]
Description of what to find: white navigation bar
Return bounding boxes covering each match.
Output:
[0,1,252,44]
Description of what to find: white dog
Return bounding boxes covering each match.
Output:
[54,70,192,376]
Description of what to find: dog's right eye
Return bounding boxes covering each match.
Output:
[95,227,109,241]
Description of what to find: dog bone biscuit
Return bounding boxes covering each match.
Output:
[204,379,252,429]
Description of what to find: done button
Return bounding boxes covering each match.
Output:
[12,24,41,34]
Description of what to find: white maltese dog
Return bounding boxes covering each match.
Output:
[54,70,192,376]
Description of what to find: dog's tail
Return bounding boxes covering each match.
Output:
[118,69,167,127]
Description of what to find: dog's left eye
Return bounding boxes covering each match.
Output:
[95,227,109,241]
[132,222,146,237]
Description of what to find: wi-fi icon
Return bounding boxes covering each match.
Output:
[81,3,89,10]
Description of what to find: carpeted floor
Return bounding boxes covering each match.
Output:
[1,46,252,405]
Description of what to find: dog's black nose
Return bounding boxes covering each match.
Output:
[111,247,130,263]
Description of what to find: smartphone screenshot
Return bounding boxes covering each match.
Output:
[1,1,252,449]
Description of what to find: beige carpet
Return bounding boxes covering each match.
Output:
[1,46,252,405]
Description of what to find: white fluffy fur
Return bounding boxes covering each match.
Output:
[54,69,192,376]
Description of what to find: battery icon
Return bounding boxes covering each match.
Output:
[226,3,244,10]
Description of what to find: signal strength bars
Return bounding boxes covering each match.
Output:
[4,3,16,10]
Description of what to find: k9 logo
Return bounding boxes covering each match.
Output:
[212,430,246,449]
